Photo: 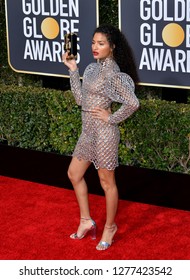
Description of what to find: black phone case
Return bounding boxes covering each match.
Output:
[64,33,77,59]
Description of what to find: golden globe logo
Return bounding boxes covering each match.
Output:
[5,0,98,77]
[41,17,60,40]
[162,23,185,47]
[139,0,190,73]
[22,0,80,63]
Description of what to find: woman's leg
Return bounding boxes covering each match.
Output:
[68,156,93,237]
[96,168,118,248]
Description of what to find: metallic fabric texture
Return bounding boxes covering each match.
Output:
[69,58,139,170]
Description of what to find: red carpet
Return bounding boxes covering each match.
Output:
[0,175,190,260]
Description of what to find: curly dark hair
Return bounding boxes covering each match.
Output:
[93,24,139,84]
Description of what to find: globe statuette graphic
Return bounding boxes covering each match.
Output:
[41,17,60,40]
[162,23,185,47]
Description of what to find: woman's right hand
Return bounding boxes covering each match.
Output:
[62,52,78,72]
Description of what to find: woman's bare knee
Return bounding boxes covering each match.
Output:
[67,167,77,183]
[67,157,91,185]
[98,169,116,192]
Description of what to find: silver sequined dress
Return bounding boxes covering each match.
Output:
[69,57,139,170]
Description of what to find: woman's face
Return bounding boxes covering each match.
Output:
[92,32,113,60]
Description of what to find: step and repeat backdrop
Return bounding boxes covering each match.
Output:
[5,0,190,88]
[119,0,190,88]
[5,0,99,77]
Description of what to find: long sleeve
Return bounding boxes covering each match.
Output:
[69,69,82,106]
[107,73,139,125]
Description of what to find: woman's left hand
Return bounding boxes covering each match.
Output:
[91,107,111,123]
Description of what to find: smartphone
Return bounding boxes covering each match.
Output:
[64,33,77,59]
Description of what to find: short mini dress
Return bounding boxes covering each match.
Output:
[69,57,139,170]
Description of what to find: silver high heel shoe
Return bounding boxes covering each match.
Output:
[96,224,117,250]
[70,218,96,240]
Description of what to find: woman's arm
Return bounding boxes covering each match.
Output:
[62,53,82,106]
[69,69,82,106]
[107,73,139,125]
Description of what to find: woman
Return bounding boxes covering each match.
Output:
[62,24,139,250]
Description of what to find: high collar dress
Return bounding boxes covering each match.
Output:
[69,57,139,170]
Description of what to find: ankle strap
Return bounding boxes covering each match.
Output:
[105,224,117,229]
[81,217,91,220]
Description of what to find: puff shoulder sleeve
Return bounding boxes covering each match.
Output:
[107,73,139,125]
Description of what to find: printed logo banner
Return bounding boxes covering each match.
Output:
[119,0,190,88]
[5,0,99,77]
